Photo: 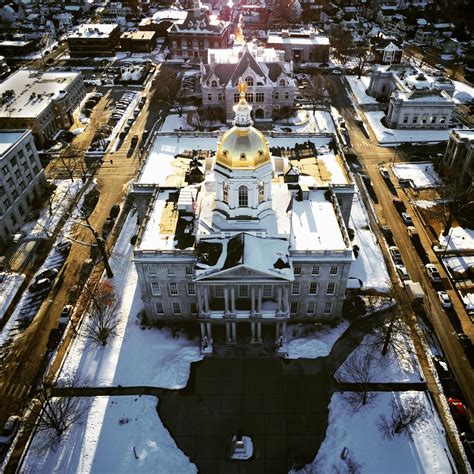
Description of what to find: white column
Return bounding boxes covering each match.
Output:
[250,322,255,343]
[197,287,204,313]
[257,287,262,312]
[283,287,289,313]
[224,287,229,313]
[206,322,212,342]
[257,322,261,342]
[204,287,210,313]
[231,322,237,342]
[200,322,206,338]
[231,287,236,313]
[277,286,282,313]
[282,322,287,340]
[275,322,280,339]
[226,323,231,342]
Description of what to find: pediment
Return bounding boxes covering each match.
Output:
[194,264,292,281]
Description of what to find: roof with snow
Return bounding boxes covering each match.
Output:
[68,23,119,38]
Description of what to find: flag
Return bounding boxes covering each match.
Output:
[286,195,293,214]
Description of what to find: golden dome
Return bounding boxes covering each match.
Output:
[215,81,271,170]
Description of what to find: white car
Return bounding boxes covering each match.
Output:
[426,263,441,283]
[437,291,452,308]
[379,166,389,179]
[401,212,413,225]
[396,265,409,281]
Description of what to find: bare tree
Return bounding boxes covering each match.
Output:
[378,397,426,438]
[84,280,119,346]
[330,26,354,68]
[153,66,183,117]
[190,107,211,131]
[335,348,378,409]
[354,42,371,79]
[29,383,89,445]
[366,315,410,358]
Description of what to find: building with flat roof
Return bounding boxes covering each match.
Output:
[442,129,474,188]
[0,130,45,249]
[67,23,121,57]
[120,30,157,52]
[266,28,330,63]
[0,69,86,146]
[132,84,354,356]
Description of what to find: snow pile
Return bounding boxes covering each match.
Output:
[22,396,197,474]
[307,392,454,473]
[160,114,194,132]
[0,273,24,322]
[21,180,82,238]
[287,320,349,359]
[452,79,474,104]
[58,213,202,388]
[392,162,441,189]
[439,226,474,251]
[348,193,392,293]
[345,75,377,105]
[364,111,450,145]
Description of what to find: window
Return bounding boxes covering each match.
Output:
[256,92,264,103]
[245,76,254,87]
[190,302,198,315]
[326,282,336,295]
[218,93,223,101]
[238,186,248,207]
[330,266,338,275]
[245,93,253,103]
[412,115,418,124]
[263,285,272,298]
[208,94,212,101]
[291,282,300,295]
[151,282,161,295]
[258,180,265,203]
[422,114,428,124]
[11,215,17,226]
[273,91,279,100]
[155,302,164,314]
[309,282,318,295]
[324,301,332,314]
[172,302,181,314]
[294,265,301,276]
[222,181,229,203]
[2,165,8,175]
[312,265,319,275]
[215,285,224,298]
[403,115,409,124]
[440,116,446,124]
[211,80,218,87]
[187,283,196,295]
[169,282,179,296]
[307,302,315,314]
[167,266,175,276]
[148,265,157,275]
[18,204,24,216]
[290,302,298,314]
[279,79,286,86]
[234,93,240,103]
[431,116,437,124]
[186,265,193,276]
[239,285,249,297]
[285,92,289,100]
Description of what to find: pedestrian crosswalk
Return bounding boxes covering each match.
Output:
[0,381,31,400]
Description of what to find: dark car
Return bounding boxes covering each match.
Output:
[35,268,59,283]
[109,204,120,219]
[29,278,52,293]
[59,305,73,328]
[0,415,20,455]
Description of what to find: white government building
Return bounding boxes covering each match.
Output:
[133,84,354,355]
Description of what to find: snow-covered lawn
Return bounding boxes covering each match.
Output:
[392,162,441,189]
[365,111,450,145]
[335,330,423,384]
[0,273,24,322]
[160,114,194,132]
[273,109,336,134]
[58,212,202,388]
[439,226,474,251]
[22,396,197,474]
[345,75,378,105]
[21,180,82,238]
[286,320,349,359]
[348,193,391,293]
[307,392,454,473]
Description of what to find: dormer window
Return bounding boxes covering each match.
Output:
[245,76,254,87]
[279,79,286,87]
[211,80,218,88]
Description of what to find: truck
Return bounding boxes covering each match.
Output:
[407,226,429,264]
[404,280,425,308]
[392,198,407,214]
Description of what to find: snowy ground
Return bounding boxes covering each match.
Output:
[439,226,474,251]
[21,180,82,238]
[58,212,202,388]
[273,110,336,134]
[306,391,454,473]
[0,273,24,322]
[345,75,378,105]
[160,114,194,132]
[392,162,441,189]
[286,320,350,359]
[365,111,450,145]
[452,79,474,104]
[348,192,392,293]
[22,396,197,474]
[335,329,423,384]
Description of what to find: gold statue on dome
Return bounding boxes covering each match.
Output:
[237,80,248,98]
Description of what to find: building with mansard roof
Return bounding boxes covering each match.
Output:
[201,43,296,123]
[132,84,354,356]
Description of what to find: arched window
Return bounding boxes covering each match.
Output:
[273,91,279,100]
[211,80,218,87]
[258,180,265,203]
[238,186,248,207]
[222,181,229,203]
[279,79,286,87]
[245,76,254,87]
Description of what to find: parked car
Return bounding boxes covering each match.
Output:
[127,118,134,126]
[401,212,413,225]
[437,291,452,308]
[425,263,441,283]
[56,240,71,253]
[432,355,451,381]
[109,204,120,219]
[59,304,73,328]
[392,198,406,213]
[35,268,58,283]
[29,278,52,293]
[457,333,472,353]
[389,246,402,264]
[379,166,390,179]
[460,433,474,464]
[0,272,5,284]
[0,415,20,455]
[448,397,469,421]
[396,265,409,281]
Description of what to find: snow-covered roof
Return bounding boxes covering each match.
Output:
[267,33,329,46]
[68,23,118,38]
[0,130,28,157]
[452,129,474,142]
